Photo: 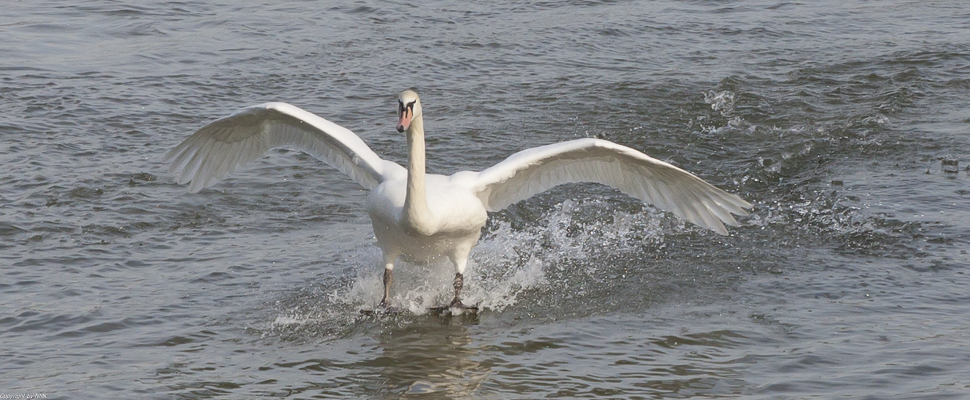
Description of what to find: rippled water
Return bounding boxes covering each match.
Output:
[3,1,970,398]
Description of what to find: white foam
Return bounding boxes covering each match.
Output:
[704,90,736,116]
[272,313,320,326]
[286,199,675,316]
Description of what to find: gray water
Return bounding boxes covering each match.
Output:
[3,1,970,398]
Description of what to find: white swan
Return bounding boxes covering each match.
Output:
[166,90,751,311]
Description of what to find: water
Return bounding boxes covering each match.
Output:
[2,1,970,398]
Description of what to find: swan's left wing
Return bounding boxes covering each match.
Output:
[467,138,751,235]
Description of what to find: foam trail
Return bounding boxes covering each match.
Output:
[268,198,678,332]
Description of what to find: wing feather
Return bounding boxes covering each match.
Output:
[165,102,405,193]
[468,138,751,235]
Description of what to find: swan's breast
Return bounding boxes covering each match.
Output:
[365,179,407,223]
[365,176,487,261]
[365,175,487,235]
[423,175,488,233]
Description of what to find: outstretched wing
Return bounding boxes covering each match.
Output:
[165,102,405,192]
[468,138,751,235]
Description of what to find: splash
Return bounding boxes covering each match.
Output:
[692,88,753,135]
[337,199,675,313]
[266,197,677,336]
[703,90,736,116]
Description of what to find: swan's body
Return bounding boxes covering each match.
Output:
[166,90,751,311]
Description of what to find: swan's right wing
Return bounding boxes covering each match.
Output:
[467,138,751,235]
[165,102,405,192]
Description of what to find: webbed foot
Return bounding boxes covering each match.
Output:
[429,297,479,314]
[360,299,405,315]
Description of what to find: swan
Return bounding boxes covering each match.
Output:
[166,90,751,312]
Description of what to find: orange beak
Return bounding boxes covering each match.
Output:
[396,107,412,133]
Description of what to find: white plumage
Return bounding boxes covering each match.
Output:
[167,102,402,192]
[166,90,751,311]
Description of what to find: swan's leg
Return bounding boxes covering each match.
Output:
[444,252,477,311]
[379,267,393,308]
[448,272,469,308]
[378,250,400,309]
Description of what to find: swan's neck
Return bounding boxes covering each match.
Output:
[403,116,435,236]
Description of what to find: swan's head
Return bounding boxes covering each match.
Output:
[396,90,422,133]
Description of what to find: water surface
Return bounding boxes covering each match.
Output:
[2,1,969,398]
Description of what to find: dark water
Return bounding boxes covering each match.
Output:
[3,1,970,398]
